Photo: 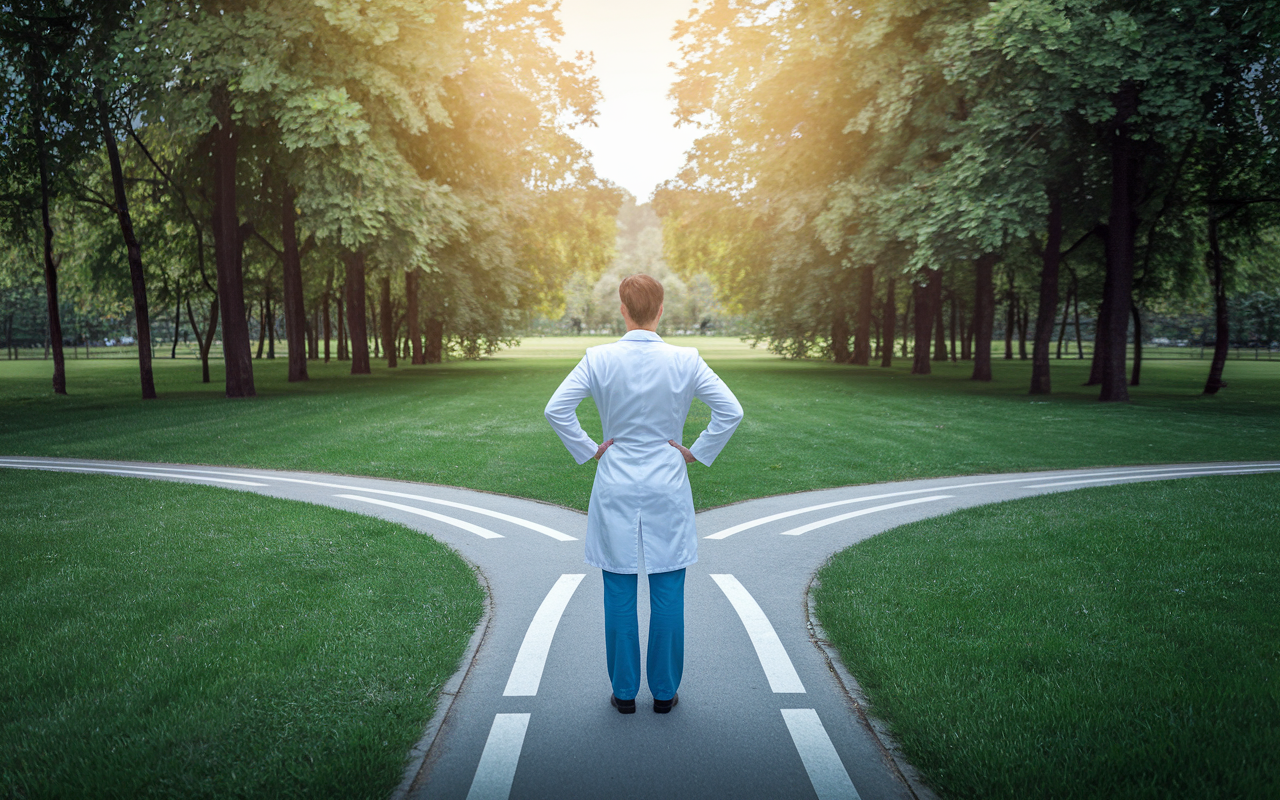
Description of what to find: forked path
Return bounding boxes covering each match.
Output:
[3,456,1278,800]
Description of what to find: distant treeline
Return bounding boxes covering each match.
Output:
[656,0,1280,398]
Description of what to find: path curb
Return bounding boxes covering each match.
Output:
[806,573,940,800]
[391,563,494,800]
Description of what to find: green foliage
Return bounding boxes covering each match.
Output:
[660,0,1280,373]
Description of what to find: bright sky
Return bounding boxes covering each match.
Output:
[555,0,700,201]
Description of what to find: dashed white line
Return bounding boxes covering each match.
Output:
[335,495,504,539]
[1022,466,1280,489]
[710,574,805,693]
[703,463,1280,539]
[782,708,861,800]
[503,574,586,696]
[0,462,268,487]
[465,713,530,800]
[777,496,953,536]
[0,458,574,541]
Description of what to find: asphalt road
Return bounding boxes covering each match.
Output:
[3,456,1277,800]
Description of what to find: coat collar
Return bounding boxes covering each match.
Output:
[620,329,663,343]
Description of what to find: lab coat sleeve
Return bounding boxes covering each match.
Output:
[544,356,600,465]
[688,356,743,466]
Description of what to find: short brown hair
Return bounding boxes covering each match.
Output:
[619,274,664,325]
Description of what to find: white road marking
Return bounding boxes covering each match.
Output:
[0,462,268,486]
[777,496,952,536]
[710,574,805,693]
[465,713,530,800]
[781,708,861,800]
[335,495,503,539]
[704,463,1280,539]
[0,458,575,541]
[1023,466,1280,489]
[503,574,586,696]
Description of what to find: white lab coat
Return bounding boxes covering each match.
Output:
[544,330,744,574]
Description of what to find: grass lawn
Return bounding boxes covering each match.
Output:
[0,469,483,799]
[814,473,1280,799]
[1,336,1278,511]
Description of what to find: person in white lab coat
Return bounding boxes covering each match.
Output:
[545,274,743,714]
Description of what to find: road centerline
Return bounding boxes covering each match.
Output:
[503,574,586,697]
[778,496,953,536]
[465,713,530,800]
[0,458,575,541]
[702,463,1280,539]
[0,462,269,487]
[335,495,504,539]
[710,574,805,694]
[781,708,862,800]
[1022,466,1280,489]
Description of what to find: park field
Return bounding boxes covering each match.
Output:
[1,336,1278,510]
[2,337,1278,798]
[815,473,1280,799]
[0,469,482,799]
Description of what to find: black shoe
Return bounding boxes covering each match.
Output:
[653,693,679,714]
[610,694,636,714]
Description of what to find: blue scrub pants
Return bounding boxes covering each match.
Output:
[602,568,685,702]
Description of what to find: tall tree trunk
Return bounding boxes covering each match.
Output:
[1029,192,1059,391]
[1056,283,1072,360]
[256,293,266,359]
[1130,303,1143,386]
[1086,295,1108,383]
[33,58,66,395]
[1074,291,1084,358]
[187,296,218,384]
[932,271,946,361]
[96,83,155,399]
[171,290,181,359]
[852,265,873,365]
[309,309,319,360]
[972,253,998,381]
[266,293,276,359]
[343,250,371,374]
[323,264,334,363]
[1018,305,1029,359]
[949,290,958,362]
[911,276,933,375]
[880,277,895,368]
[369,288,379,359]
[1099,83,1142,402]
[407,269,424,364]
[1004,272,1016,360]
[380,274,397,368]
[279,183,308,381]
[337,293,347,361]
[210,90,255,398]
[831,305,851,364]
[1203,213,1230,394]
[425,315,444,364]
[901,292,912,358]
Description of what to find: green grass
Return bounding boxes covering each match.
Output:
[814,474,1280,799]
[0,469,483,799]
[2,338,1278,510]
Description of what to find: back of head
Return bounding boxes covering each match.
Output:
[619,274,664,325]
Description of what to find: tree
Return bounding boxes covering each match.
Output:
[0,4,97,395]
